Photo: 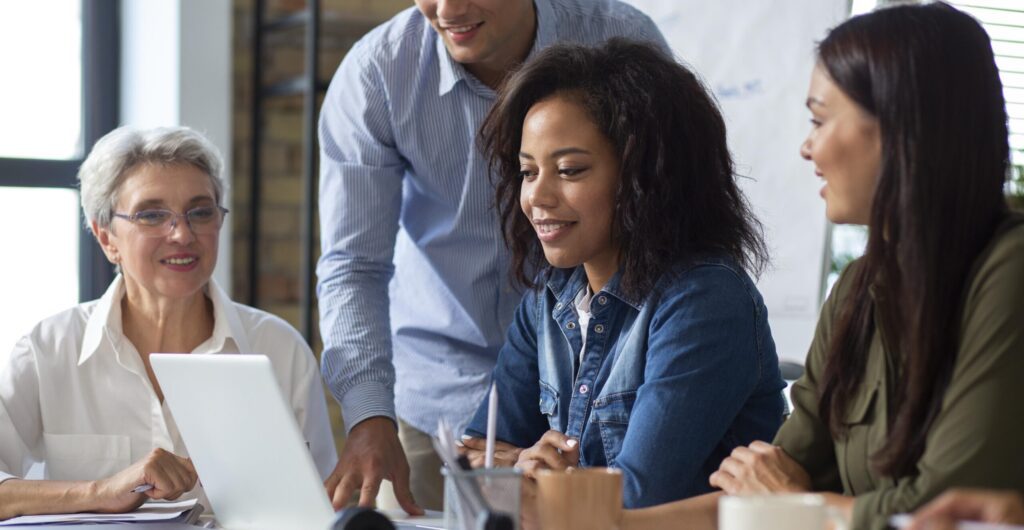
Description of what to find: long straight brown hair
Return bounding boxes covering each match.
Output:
[816,3,1009,478]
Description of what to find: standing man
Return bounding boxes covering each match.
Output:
[317,0,667,513]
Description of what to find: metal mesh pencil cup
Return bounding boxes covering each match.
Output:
[442,467,522,530]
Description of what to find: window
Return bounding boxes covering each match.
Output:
[0,1,83,160]
[0,189,81,354]
[0,1,118,354]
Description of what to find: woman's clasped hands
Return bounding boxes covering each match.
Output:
[515,430,580,478]
[709,440,811,494]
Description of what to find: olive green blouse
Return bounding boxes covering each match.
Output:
[774,214,1024,530]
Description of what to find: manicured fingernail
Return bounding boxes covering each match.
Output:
[455,440,465,447]
[566,439,578,448]
[461,434,472,440]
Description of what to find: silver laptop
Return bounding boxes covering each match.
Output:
[151,354,334,530]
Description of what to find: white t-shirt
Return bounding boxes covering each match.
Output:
[574,285,594,367]
[0,275,338,492]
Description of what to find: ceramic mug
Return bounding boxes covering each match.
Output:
[535,467,623,530]
[719,493,849,530]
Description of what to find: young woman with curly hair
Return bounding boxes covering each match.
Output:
[460,38,786,508]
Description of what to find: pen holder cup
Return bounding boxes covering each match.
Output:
[442,467,522,530]
[535,467,623,530]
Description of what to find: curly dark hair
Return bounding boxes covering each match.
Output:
[480,38,768,298]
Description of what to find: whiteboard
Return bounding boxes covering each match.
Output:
[624,0,849,362]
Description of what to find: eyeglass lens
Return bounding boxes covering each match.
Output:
[133,207,225,236]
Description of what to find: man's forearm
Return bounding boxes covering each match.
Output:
[318,263,398,432]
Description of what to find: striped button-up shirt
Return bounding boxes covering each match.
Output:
[316,0,668,435]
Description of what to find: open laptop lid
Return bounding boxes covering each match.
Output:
[151,354,334,530]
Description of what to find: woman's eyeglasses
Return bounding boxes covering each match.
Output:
[111,206,229,237]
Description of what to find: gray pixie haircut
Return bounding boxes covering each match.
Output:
[78,125,226,229]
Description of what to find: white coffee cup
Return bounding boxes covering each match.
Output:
[719,493,848,530]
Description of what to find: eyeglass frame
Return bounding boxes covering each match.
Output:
[110,205,230,237]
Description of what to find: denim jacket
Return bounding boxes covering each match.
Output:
[466,257,786,507]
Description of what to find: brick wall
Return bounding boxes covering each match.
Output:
[231,0,411,450]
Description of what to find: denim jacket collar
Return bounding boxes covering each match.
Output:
[544,266,644,313]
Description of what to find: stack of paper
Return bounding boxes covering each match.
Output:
[0,498,200,526]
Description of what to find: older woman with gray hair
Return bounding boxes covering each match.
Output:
[0,126,336,519]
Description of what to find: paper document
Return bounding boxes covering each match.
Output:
[0,498,198,526]
[890,514,1024,530]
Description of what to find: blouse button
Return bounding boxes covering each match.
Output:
[566,321,576,330]
[594,324,605,334]
[579,384,589,395]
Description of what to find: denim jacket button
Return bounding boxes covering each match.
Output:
[579,384,589,394]
[567,321,576,330]
[597,295,608,305]
[555,302,563,310]
[594,324,605,334]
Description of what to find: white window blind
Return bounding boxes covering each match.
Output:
[950,1,1024,162]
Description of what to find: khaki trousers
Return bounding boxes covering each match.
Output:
[376,417,445,511]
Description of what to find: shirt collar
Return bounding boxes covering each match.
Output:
[436,0,557,97]
[204,278,252,354]
[79,275,125,365]
[545,266,643,311]
[78,275,251,366]
[573,283,593,314]
[435,32,462,96]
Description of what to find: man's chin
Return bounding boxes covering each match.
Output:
[441,39,487,63]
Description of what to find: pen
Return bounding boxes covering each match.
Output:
[485,382,497,469]
[131,484,154,494]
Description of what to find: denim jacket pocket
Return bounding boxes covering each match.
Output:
[590,391,638,466]
[539,382,560,431]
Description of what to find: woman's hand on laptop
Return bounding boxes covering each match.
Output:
[91,447,198,513]
[458,436,522,468]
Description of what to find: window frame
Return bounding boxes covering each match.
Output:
[0,1,119,302]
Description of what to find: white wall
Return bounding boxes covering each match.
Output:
[121,0,233,289]
[624,0,848,363]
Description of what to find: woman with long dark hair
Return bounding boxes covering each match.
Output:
[458,38,786,507]
[634,3,1024,529]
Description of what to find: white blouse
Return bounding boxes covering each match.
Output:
[0,276,338,488]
